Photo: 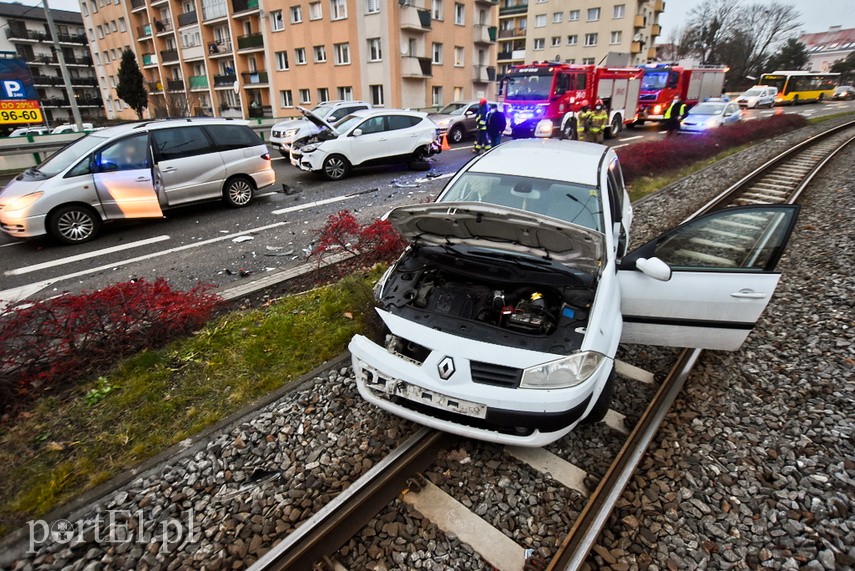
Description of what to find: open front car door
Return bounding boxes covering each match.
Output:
[618,205,799,350]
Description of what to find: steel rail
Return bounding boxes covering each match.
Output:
[787,132,855,205]
[247,427,447,571]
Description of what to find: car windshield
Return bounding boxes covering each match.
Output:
[438,172,604,232]
[333,114,365,134]
[311,105,335,119]
[504,73,553,100]
[642,71,668,90]
[437,103,468,115]
[33,134,109,178]
[742,89,762,97]
[689,103,725,116]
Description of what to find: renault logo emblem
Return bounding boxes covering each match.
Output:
[437,356,455,380]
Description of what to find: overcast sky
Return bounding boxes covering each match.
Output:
[15,0,855,37]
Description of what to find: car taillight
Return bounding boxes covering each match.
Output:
[261,153,271,161]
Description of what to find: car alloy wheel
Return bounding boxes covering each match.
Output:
[449,126,464,144]
[323,155,348,180]
[51,206,99,244]
[226,178,253,207]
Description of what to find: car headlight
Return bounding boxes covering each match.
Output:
[706,118,718,128]
[434,118,452,129]
[653,104,662,114]
[300,143,320,153]
[519,351,606,389]
[3,192,44,214]
[534,119,553,138]
[284,129,298,138]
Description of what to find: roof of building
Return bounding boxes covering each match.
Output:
[0,1,82,26]
[799,26,855,55]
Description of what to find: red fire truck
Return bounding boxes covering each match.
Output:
[499,62,643,139]
[635,63,728,123]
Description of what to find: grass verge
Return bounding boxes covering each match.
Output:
[0,269,381,536]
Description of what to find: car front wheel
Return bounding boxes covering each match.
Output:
[448,125,465,144]
[322,154,350,180]
[48,205,101,244]
[223,176,255,208]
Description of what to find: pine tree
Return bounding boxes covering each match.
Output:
[116,49,148,119]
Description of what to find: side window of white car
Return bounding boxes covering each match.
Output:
[358,116,386,134]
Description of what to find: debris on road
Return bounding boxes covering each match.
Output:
[232,235,255,243]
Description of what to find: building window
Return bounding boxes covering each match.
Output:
[551,36,561,47]
[454,3,464,24]
[334,42,350,64]
[111,20,117,32]
[613,4,625,18]
[431,0,442,20]
[338,86,353,100]
[330,0,347,20]
[368,38,382,61]
[271,10,284,31]
[370,84,384,106]
[535,0,547,3]
[453,86,463,100]
[94,53,101,65]
[610,30,621,44]
[118,17,126,32]
[453,46,464,67]
[533,38,544,50]
[295,47,307,64]
[582,57,595,65]
[96,25,103,38]
[431,86,442,106]
[290,6,302,22]
[552,11,562,23]
[568,9,579,20]
[299,89,311,103]
[318,87,329,102]
[313,45,326,62]
[309,1,322,20]
[280,90,293,107]
[431,42,442,64]
[584,33,598,46]
[587,7,600,21]
[534,14,546,27]
[82,3,88,15]
[366,0,380,13]
[567,34,577,45]
[275,50,289,70]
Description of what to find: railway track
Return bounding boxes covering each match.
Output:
[246,121,855,571]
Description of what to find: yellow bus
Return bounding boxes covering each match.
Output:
[759,71,839,105]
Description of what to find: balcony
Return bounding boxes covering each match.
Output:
[165,79,184,91]
[154,19,174,34]
[202,1,228,21]
[633,14,645,28]
[213,73,237,87]
[32,75,63,86]
[241,71,268,85]
[473,65,495,83]
[137,23,153,38]
[400,6,431,32]
[77,97,103,107]
[178,11,198,26]
[160,48,180,63]
[248,104,272,118]
[41,97,70,107]
[232,0,259,13]
[131,0,146,10]
[653,0,665,13]
[651,23,661,37]
[151,0,168,6]
[498,49,526,61]
[473,25,497,44]
[498,27,525,39]
[646,47,656,60]
[475,0,498,5]
[182,44,205,60]
[189,75,209,89]
[630,41,641,54]
[142,53,158,66]
[401,56,432,78]
[148,81,164,92]
[5,28,44,42]
[499,2,527,16]
[207,40,233,55]
[236,32,264,51]
[71,77,99,86]
[65,55,93,66]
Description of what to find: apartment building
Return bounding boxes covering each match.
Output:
[497,0,664,74]
[82,0,499,121]
[0,2,102,124]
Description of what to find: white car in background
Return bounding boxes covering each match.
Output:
[680,100,742,134]
[736,86,778,108]
[349,139,798,446]
[290,108,439,180]
[269,100,370,157]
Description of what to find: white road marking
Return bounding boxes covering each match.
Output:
[744,116,757,121]
[448,145,475,151]
[658,130,668,134]
[402,480,526,571]
[271,194,357,215]
[0,242,22,248]
[0,222,288,305]
[620,135,644,142]
[506,446,588,494]
[603,409,630,435]
[4,235,171,277]
[612,142,631,148]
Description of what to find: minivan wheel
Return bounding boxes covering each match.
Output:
[583,367,615,424]
[448,125,465,144]
[322,155,349,181]
[48,205,101,244]
[223,176,254,208]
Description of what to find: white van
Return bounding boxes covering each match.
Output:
[50,123,95,135]
[736,86,778,108]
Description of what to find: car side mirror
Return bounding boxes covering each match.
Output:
[635,257,672,281]
[98,161,119,173]
[352,128,363,137]
[464,111,474,117]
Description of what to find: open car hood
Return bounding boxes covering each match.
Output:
[387,202,605,273]
[297,106,336,133]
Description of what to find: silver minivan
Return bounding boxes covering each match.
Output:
[0,118,275,244]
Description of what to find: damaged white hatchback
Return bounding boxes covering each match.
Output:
[349,139,798,447]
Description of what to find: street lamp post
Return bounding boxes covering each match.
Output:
[41,0,84,130]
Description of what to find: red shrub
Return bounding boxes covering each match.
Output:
[0,279,221,413]
[617,114,809,183]
[311,210,407,267]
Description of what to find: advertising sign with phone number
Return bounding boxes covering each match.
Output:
[0,58,44,125]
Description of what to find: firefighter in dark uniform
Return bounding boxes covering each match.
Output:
[473,98,490,153]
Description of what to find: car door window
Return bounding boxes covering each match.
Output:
[98,134,150,172]
[151,127,213,161]
[387,115,420,130]
[357,116,386,134]
[204,125,263,151]
[640,206,798,271]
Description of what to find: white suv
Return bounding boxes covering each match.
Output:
[269,100,370,157]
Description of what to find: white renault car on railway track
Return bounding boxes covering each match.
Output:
[349,139,798,447]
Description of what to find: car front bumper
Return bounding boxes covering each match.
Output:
[0,210,47,238]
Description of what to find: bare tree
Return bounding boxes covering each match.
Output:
[683,0,741,64]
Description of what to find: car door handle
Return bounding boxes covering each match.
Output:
[730,289,767,299]
[161,167,177,173]
[136,176,151,182]
[378,138,387,141]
